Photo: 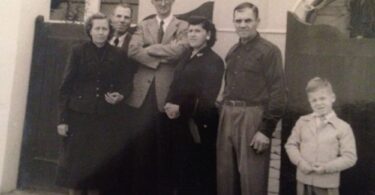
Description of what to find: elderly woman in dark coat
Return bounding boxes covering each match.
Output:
[163,16,224,195]
[56,13,133,195]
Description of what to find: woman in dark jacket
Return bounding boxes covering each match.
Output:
[164,16,224,195]
[56,13,133,195]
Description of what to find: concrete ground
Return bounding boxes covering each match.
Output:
[267,123,282,195]
[3,124,283,195]
[2,191,65,195]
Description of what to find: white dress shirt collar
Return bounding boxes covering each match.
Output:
[110,32,127,47]
[156,14,174,31]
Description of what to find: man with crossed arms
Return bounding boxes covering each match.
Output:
[127,0,189,194]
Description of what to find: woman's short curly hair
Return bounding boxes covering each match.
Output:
[84,12,113,40]
[187,16,217,48]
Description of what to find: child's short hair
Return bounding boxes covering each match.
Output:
[305,77,334,94]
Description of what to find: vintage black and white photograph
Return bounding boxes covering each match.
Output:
[0,0,374,195]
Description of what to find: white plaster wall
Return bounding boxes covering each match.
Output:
[0,0,49,192]
[137,0,298,60]
[0,1,22,191]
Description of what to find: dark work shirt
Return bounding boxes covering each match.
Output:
[223,33,287,138]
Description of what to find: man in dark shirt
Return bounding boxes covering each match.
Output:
[99,3,136,195]
[216,2,287,195]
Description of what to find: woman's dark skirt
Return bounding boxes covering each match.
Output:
[165,109,219,195]
[55,109,129,189]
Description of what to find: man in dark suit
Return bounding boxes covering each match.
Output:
[109,3,133,54]
[127,0,189,194]
[100,3,136,195]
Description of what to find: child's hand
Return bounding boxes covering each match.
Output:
[298,160,313,174]
[312,163,325,174]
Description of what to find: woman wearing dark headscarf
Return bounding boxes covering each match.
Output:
[163,16,224,195]
[56,13,133,195]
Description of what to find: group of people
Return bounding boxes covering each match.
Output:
[55,1,357,195]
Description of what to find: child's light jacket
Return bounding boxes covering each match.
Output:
[285,112,357,188]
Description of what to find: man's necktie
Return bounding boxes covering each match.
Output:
[158,20,164,43]
[114,37,120,47]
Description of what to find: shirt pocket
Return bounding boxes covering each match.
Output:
[243,64,262,74]
[238,56,265,93]
[241,54,263,74]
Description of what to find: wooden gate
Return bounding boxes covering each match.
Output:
[18,16,88,190]
[280,13,375,195]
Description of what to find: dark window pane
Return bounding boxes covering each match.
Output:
[50,0,85,22]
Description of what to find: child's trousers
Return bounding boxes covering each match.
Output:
[297,181,339,195]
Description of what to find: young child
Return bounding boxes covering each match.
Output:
[285,77,357,195]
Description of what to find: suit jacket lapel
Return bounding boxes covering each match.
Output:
[147,18,160,44]
[163,16,178,43]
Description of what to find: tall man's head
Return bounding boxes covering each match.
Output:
[111,3,132,36]
[233,2,260,43]
[151,0,175,19]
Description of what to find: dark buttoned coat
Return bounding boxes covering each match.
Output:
[165,47,224,194]
[167,47,224,125]
[58,42,133,123]
[56,41,133,188]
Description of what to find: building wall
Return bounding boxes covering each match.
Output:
[138,0,298,60]
[213,0,297,60]
[0,0,49,192]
